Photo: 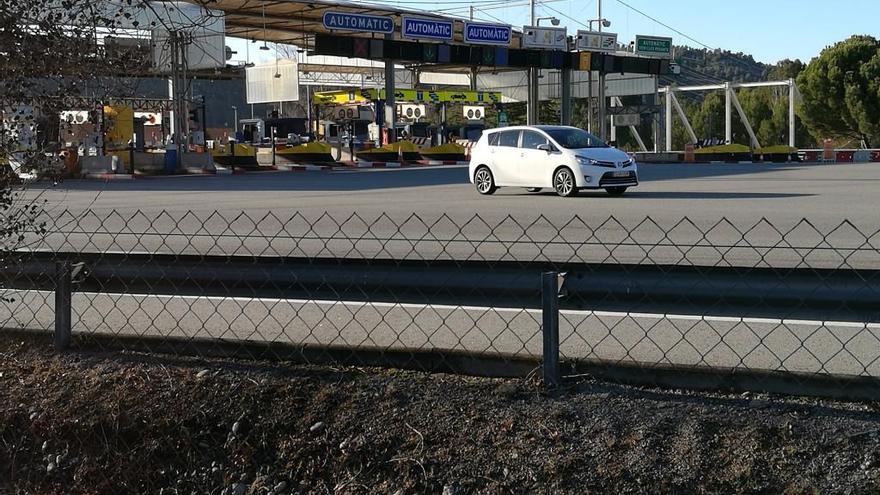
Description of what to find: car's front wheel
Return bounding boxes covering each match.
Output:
[474,166,497,195]
[553,167,578,197]
[605,186,628,196]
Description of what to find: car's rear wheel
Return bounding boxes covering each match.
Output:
[525,187,542,193]
[605,186,628,196]
[553,168,578,197]
[474,166,497,195]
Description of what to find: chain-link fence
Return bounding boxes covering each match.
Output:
[3,209,880,399]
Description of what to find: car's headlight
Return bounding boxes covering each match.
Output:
[576,156,598,166]
[622,158,635,167]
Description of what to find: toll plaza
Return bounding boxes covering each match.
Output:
[211,0,670,151]
[7,0,674,178]
[311,88,504,163]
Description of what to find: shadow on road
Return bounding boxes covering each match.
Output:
[637,162,826,182]
[608,191,815,200]
[520,191,815,200]
[35,167,470,193]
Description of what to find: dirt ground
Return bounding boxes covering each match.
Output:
[2,335,880,494]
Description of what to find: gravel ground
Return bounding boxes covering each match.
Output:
[2,334,880,494]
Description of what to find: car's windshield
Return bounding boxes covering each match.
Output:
[544,128,608,149]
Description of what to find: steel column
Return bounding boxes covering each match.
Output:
[665,88,673,152]
[597,73,606,140]
[54,261,72,350]
[789,78,796,148]
[541,271,561,389]
[724,82,732,144]
[384,49,396,143]
[561,69,572,125]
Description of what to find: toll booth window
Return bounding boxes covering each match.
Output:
[488,132,500,146]
[410,124,430,138]
[520,131,548,150]
[498,130,520,148]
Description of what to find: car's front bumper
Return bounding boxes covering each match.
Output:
[577,166,638,188]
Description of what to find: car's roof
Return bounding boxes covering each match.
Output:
[485,125,579,133]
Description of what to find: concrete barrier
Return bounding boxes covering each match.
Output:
[133,152,165,173]
[634,152,684,163]
[181,152,215,172]
[79,156,115,175]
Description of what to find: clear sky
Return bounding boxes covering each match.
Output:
[230,0,880,66]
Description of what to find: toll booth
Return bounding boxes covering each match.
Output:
[313,88,504,148]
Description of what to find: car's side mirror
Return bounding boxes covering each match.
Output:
[537,144,552,152]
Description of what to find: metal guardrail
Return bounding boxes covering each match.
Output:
[9,252,880,318]
[5,250,880,397]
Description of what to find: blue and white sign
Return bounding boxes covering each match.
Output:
[401,16,453,41]
[322,11,394,34]
[464,21,511,45]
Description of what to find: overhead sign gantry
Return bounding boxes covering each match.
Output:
[313,89,502,105]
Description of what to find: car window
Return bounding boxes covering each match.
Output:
[520,130,549,150]
[498,130,520,148]
[487,132,500,146]
[545,128,608,149]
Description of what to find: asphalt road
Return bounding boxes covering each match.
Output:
[28,161,880,224]
[22,161,880,267]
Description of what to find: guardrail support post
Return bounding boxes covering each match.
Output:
[542,271,561,389]
[54,261,72,350]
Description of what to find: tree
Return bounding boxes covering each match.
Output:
[691,91,725,141]
[797,35,880,147]
[2,0,201,252]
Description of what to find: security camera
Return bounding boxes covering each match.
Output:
[551,17,560,26]
[602,19,611,28]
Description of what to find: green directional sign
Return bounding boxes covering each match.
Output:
[635,35,673,58]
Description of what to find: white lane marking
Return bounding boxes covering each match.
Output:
[9,289,878,330]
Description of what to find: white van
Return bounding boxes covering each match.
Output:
[468,125,638,197]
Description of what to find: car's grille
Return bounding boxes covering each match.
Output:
[594,160,616,168]
[599,171,638,186]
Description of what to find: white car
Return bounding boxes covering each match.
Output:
[468,125,638,197]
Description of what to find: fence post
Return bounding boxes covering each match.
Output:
[542,271,561,389]
[54,261,72,350]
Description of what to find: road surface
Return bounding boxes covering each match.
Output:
[20,162,880,268]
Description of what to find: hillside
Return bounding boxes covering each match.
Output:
[662,46,773,87]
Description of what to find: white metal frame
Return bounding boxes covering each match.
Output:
[659,79,798,152]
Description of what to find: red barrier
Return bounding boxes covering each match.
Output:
[836,151,854,163]
[871,151,880,162]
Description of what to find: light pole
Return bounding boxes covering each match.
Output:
[535,17,561,124]
[593,0,609,140]
[536,16,560,26]
[588,18,611,31]
[527,0,538,125]
[231,106,238,134]
[585,18,610,136]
